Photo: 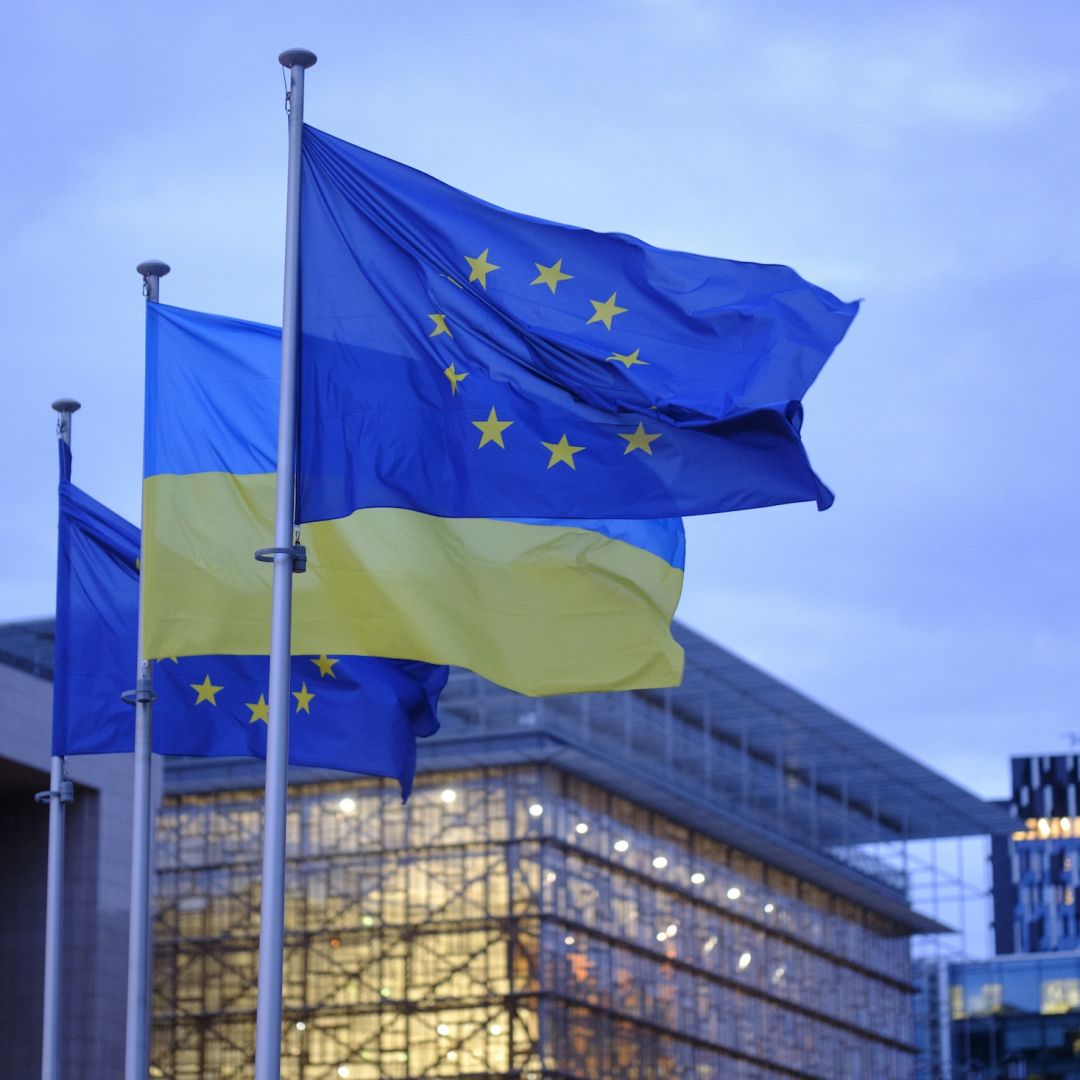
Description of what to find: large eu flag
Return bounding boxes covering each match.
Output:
[297,125,857,525]
[52,445,446,795]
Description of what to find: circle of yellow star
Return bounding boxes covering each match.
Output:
[464,248,500,289]
[443,363,469,395]
[586,292,627,330]
[312,655,339,678]
[531,258,573,294]
[541,434,586,470]
[608,347,647,369]
[293,683,315,715]
[191,674,223,706]
[428,313,453,338]
[618,423,663,456]
[246,694,270,725]
[472,407,514,449]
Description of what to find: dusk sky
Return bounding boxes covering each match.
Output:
[4,2,1078,803]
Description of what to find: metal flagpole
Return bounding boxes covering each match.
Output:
[253,47,316,1080]
[123,259,170,1080]
[38,399,80,1080]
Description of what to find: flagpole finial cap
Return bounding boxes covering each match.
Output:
[279,49,317,69]
[136,261,171,278]
[51,399,81,414]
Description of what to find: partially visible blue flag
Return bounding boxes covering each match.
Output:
[297,125,857,525]
[52,444,446,795]
[52,442,139,755]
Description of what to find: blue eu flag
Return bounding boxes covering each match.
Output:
[298,125,857,525]
[52,442,139,755]
[52,444,446,795]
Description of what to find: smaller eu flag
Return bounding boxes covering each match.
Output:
[52,446,446,795]
[52,442,139,755]
[298,125,858,526]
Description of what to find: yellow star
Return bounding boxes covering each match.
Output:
[464,248,500,289]
[586,292,627,330]
[472,407,514,449]
[531,258,573,294]
[312,655,339,679]
[541,434,586,470]
[608,347,647,369]
[293,682,315,715]
[428,313,453,338]
[443,363,469,395]
[246,694,269,725]
[191,674,223,706]
[618,423,663,456]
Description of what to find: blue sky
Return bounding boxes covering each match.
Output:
[3,1,1078,800]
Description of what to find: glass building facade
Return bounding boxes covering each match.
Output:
[992,755,1080,956]
[153,766,917,1079]
[146,625,1011,1079]
[950,953,1080,1078]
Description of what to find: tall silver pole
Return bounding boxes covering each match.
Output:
[253,48,316,1080]
[124,259,170,1080]
[39,399,80,1080]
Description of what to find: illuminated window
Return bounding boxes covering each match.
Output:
[1042,978,1080,1014]
[966,981,1003,1016]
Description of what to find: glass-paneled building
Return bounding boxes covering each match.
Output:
[150,624,1010,1080]
[950,952,1080,1078]
[992,755,1080,955]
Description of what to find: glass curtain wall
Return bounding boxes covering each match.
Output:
[152,765,917,1079]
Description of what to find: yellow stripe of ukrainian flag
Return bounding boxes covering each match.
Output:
[141,472,684,697]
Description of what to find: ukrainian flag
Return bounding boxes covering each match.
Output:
[141,304,684,697]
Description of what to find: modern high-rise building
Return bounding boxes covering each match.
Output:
[993,755,1080,956]
[2,616,1011,1078]
[948,755,1080,1078]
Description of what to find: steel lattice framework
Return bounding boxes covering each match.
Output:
[152,764,919,1079]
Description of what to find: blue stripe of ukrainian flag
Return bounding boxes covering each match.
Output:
[141,303,685,696]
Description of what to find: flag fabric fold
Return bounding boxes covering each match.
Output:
[52,442,445,795]
[296,124,857,525]
[141,303,685,696]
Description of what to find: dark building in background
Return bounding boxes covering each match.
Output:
[992,756,1080,956]
[951,755,1080,1079]
[0,618,140,1080]
[950,952,1080,1079]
